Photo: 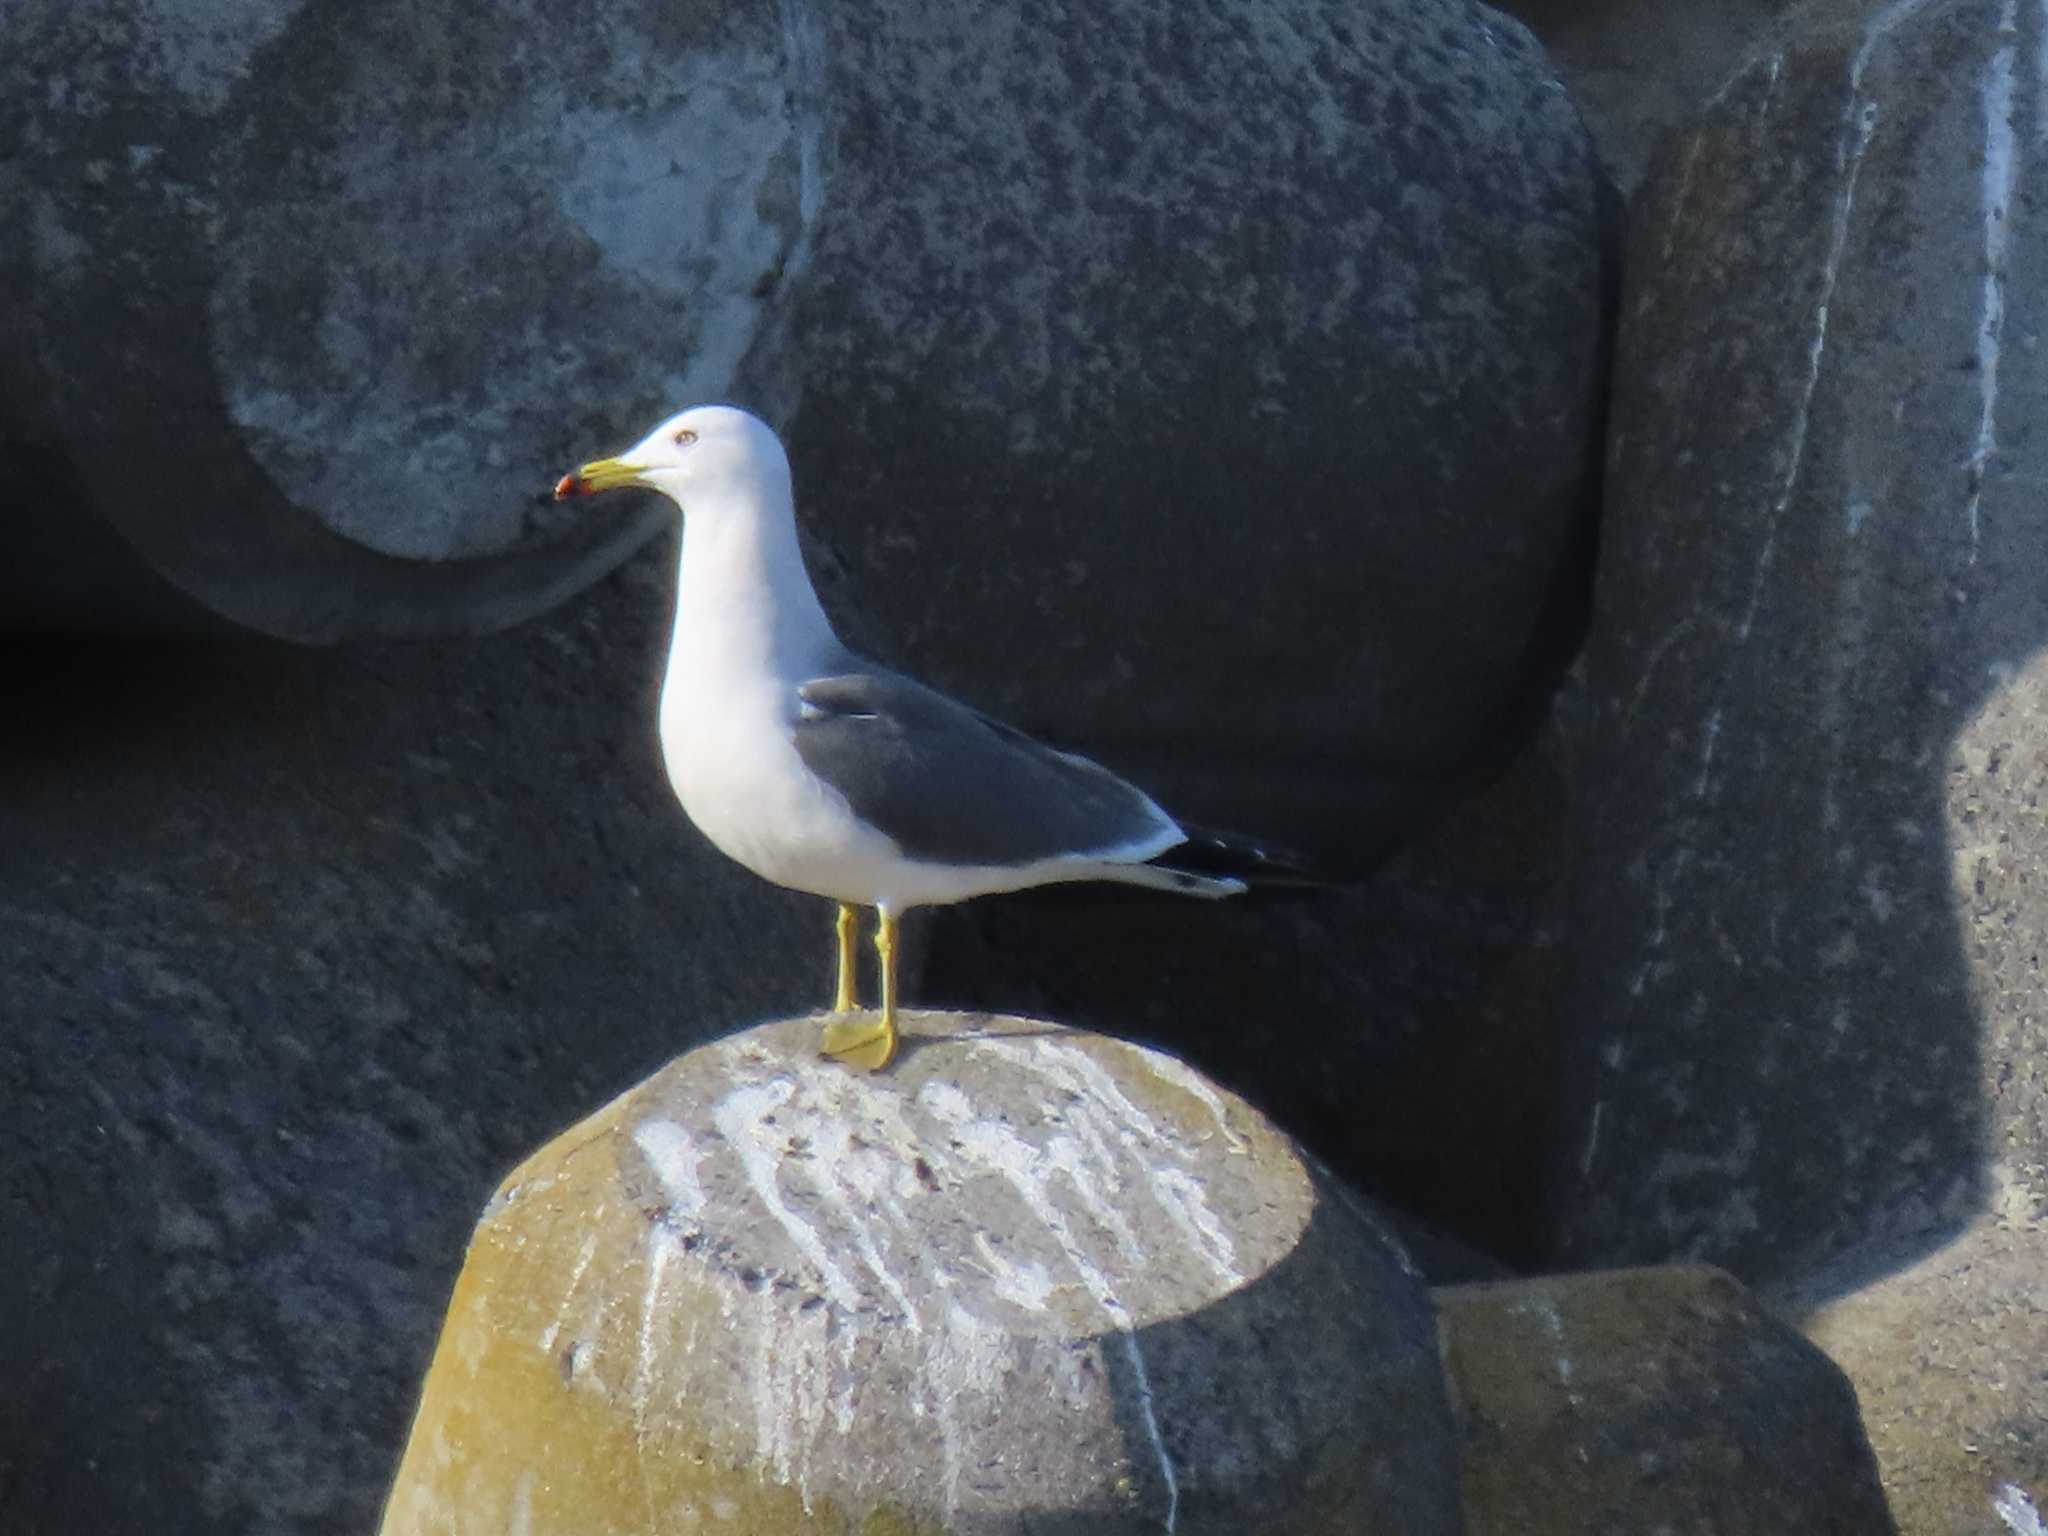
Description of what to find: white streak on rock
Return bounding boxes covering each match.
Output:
[1681,0,1929,915]
[2038,0,2048,146]
[1517,1293,1582,1411]
[919,1065,1193,1528]
[831,1322,858,1436]
[749,1282,836,1510]
[634,1118,707,1218]
[1046,1133,1144,1265]
[1662,130,1706,268]
[1120,1331,1180,1533]
[983,1038,1166,1150]
[983,1037,1243,1288]
[1995,1482,2047,1535]
[1695,708,1723,798]
[1151,1167,1244,1291]
[538,1230,599,1353]
[806,1113,922,1330]
[509,1468,536,1536]
[1626,848,1690,1001]
[1146,1054,1251,1152]
[1673,40,1787,274]
[634,1040,1291,1523]
[1621,618,1695,727]
[751,1282,786,1491]
[637,1227,676,1413]
[712,1079,864,1311]
[971,1231,1055,1312]
[633,1226,679,1528]
[922,1086,1128,1323]
[1733,0,1930,645]
[927,1301,1010,1521]
[1968,1,2021,563]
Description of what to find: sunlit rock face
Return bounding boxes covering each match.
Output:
[379,1013,1458,1534]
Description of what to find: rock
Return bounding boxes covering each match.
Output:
[1552,0,2042,1280]
[5,0,1609,865]
[783,0,1609,868]
[378,1012,1458,1534]
[1549,0,2048,1515]
[0,558,840,1536]
[1799,1209,2048,1536]
[1493,0,1796,192]
[1438,1265,1898,1533]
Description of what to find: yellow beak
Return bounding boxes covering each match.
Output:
[553,454,645,500]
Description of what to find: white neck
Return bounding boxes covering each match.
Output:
[663,486,840,702]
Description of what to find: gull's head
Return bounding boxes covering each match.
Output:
[553,404,788,511]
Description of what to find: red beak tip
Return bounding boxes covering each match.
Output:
[553,473,583,501]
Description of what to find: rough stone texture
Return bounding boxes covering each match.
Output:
[1547,0,2048,1522]
[1,0,712,635]
[4,0,1609,865]
[379,1012,1458,1534]
[1799,1209,2048,1536]
[1496,0,1798,191]
[0,548,840,1536]
[1438,1266,1898,1533]
[782,0,1608,869]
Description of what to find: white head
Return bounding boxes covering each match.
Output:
[554,404,790,514]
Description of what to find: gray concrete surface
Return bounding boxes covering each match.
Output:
[6,0,1610,878]
[1546,0,2048,1522]
[0,547,834,1536]
[1441,1266,1897,1534]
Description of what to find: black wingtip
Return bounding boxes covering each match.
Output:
[1162,823,1348,889]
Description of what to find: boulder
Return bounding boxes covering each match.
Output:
[1548,0,2048,1515]
[3,0,1610,863]
[378,1012,1458,1533]
[1438,1266,1897,1533]
[1553,0,2043,1284]
[0,564,839,1536]
[1492,0,1796,191]
[1800,1209,2048,1535]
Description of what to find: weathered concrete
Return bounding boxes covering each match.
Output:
[1496,0,1796,191]
[0,554,838,1536]
[379,1012,1459,1534]
[1548,0,2048,1521]
[5,0,1608,868]
[1553,0,2044,1282]
[1799,1211,2048,1536]
[783,0,1609,869]
[1439,1266,1897,1533]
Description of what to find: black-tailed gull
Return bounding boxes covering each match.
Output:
[555,404,1263,1071]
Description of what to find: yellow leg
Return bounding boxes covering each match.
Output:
[819,907,900,1072]
[877,908,900,1043]
[832,902,859,1013]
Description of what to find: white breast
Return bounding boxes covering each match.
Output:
[659,669,904,905]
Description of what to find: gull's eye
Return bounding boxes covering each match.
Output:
[673,427,698,447]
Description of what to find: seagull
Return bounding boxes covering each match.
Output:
[556,404,1273,1071]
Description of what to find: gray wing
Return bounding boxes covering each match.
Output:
[792,669,1179,868]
